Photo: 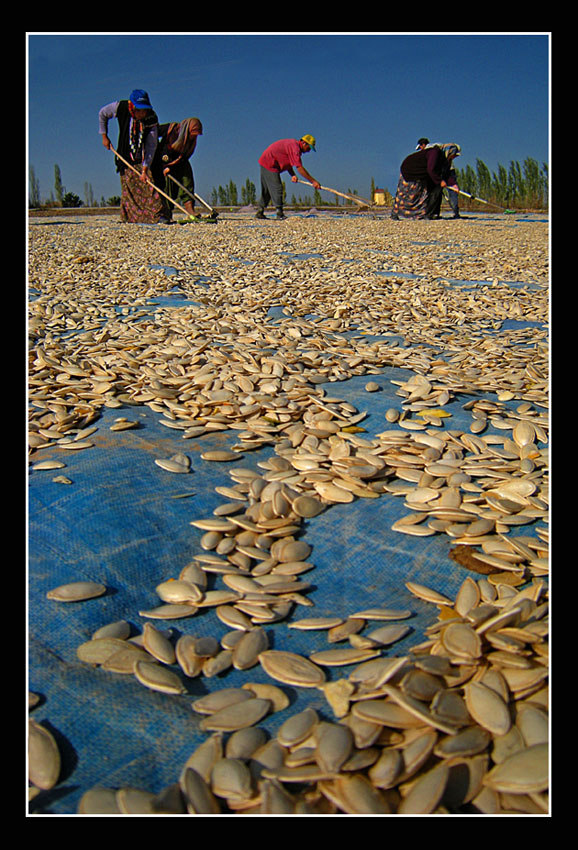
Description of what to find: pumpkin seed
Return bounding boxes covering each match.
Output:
[46,581,106,602]
[259,650,326,687]
[28,719,61,790]
[134,661,186,695]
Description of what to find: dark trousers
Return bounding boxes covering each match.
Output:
[446,184,459,215]
[257,166,284,212]
[426,185,443,218]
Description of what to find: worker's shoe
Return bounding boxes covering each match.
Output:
[276,212,286,220]
[255,210,267,220]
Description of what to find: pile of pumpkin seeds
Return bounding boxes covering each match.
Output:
[28,212,548,814]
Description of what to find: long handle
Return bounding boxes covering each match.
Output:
[297,179,373,207]
[166,173,216,215]
[446,184,506,211]
[109,146,193,218]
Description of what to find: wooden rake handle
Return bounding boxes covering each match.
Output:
[446,184,506,210]
[166,173,216,215]
[297,180,373,207]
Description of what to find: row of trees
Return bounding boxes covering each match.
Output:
[454,157,548,209]
[29,165,120,209]
[208,158,549,211]
[210,179,364,208]
[29,156,549,211]
[211,179,256,207]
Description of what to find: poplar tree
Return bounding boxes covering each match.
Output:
[493,164,509,205]
[476,160,492,200]
[29,166,41,207]
[84,182,95,208]
[54,165,64,206]
[508,161,523,202]
[523,158,543,207]
[241,179,256,205]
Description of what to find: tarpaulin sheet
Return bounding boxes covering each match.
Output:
[28,213,548,814]
[28,376,544,813]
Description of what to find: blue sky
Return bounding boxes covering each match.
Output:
[27,33,550,205]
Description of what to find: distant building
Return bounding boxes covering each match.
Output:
[374,188,387,206]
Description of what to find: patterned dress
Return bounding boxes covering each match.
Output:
[99,99,167,223]
[391,147,442,219]
[391,175,430,219]
[119,168,165,224]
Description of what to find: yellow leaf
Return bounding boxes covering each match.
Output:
[418,408,452,418]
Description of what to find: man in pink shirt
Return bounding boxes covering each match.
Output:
[256,135,321,220]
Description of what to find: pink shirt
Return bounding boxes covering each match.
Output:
[259,139,303,174]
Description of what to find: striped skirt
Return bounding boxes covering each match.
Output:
[391,175,429,219]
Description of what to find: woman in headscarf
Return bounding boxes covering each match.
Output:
[391,142,460,220]
[436,143,462,219]
[155,118,203,219]
[99,89,167,223]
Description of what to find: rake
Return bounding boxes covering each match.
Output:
[447,185,515,214]
[166,173,219,221]
[296,180,374,209]
[109,146,217,223]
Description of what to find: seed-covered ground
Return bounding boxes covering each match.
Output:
[28,210,549,815]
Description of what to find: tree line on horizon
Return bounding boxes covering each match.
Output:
[454,157,548,209]
[28,165,120,209]
[209,178,365,209]
[29,156,548,210]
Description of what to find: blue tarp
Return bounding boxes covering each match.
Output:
[29,377,545,813]
[28,212,548,814]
